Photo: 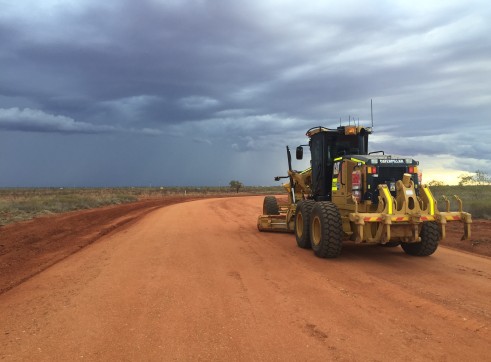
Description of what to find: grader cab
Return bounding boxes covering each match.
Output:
[257,125,472,258]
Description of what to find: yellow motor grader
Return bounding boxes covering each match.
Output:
[257,125,472,258]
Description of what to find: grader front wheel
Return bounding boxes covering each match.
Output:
[310,202,343,258]
[263,196,280,215]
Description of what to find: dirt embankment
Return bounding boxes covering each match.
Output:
[442,219,491,256]
[0,197,198,294]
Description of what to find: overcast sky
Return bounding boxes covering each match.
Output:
[1,0,490,187]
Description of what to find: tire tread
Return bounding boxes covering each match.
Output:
[295,200,315,249]
[263,196,280,215]
[311,202,343,258]
[401,222,439,256]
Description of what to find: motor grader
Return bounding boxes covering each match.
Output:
[257,125,472,258]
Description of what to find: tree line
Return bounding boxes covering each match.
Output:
[427,169,491,187]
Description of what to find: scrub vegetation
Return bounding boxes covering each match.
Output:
[431,185,491,219]
[428,171,491,218]
[0,186,283,226]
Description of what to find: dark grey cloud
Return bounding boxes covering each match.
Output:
[0,107,162,135]
[0,0,490,186]
[0,107,116,134]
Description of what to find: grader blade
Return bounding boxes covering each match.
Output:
[257,214,292,233]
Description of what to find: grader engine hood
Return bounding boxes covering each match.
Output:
[331,154,420,203]
[362,155,420,204]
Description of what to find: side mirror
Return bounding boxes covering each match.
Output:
[296,146,303,160]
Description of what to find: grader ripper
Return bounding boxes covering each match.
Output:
[257,125,472,258]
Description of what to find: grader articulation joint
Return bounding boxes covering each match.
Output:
[257,125,472,258]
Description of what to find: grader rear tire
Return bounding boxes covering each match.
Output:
[310,202,343,258]
[295,200,315,249]
[263,196,280,215]
[401,222,439,256]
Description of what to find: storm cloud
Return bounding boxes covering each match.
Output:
[0,0,490,186]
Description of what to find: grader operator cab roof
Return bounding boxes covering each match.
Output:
[305,125,372,159]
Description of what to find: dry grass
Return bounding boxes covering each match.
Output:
[430,185,491,219]
[0,186,283,226]
[0,188,136,225]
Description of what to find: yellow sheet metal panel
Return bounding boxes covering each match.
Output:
[381,187,393,214]
[422,187,435,215]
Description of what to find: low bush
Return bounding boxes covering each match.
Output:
[0,186,283,225]
[430,185,491,219]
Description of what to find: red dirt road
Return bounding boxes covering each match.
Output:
[1,197,490,361]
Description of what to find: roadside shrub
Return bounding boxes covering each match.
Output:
[431,185,491,219]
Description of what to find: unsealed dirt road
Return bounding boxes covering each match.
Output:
[1,197,490,361]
